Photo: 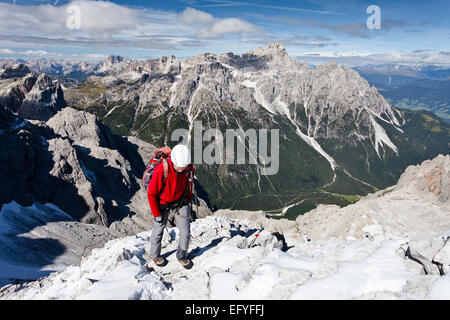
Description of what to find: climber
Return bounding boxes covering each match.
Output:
[147,144,195,269]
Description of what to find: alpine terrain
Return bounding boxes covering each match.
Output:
[355,64,450,123]
[0,43,448,298]
[56,43,449,215]
[2,45,448,218]
[0,154,449,300]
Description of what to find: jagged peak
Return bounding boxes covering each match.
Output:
[246,46,265,57]
[265,42,288,57]
[0,63,32,79]
[106,55,126,65]
[31,73,59,91]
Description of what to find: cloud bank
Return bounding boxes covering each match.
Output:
[297,51,450,67]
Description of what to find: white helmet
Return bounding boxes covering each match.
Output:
[171,144,191,168]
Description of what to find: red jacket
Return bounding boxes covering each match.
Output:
[147,157,193,218]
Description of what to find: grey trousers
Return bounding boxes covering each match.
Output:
[149,204,192,260]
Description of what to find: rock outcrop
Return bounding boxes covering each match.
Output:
[0,68,66,121]
[295,154,450,241]
[17,74,66,121]
[0,103,17,129]
[0,106,212,235]
[0,63,32,79]
[1,155,449,300]
[0,154,448,299]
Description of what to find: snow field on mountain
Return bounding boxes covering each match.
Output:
[4,214,450,300]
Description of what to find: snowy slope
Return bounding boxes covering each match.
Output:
[1,213,450,300]
[1,155,449,300]
[0,201,119,288]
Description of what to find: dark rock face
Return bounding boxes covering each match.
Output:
[0,107,154,234]
[0,64,32,79]
[0,74,37,112]
[106,55,124,65]
[0,103,17,129]
[17,74,66,121]
[0,72,66,121]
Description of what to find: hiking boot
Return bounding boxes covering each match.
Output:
[153,256,168,267]
[177,258,193,269]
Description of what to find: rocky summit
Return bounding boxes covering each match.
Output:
[0,65,66,121]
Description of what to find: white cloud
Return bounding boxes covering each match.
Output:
[0,48,15,55]
[296,51,450,67]
[179,7,258,39]
[196,18,258,39]
[0,0,142,38]
[72,0,141,37]
[0,2,259,57]
[0,49,49,56]
[83,53,109,59]
[67,53,109,61]
[21,50,48,56]
[180,7,214,25]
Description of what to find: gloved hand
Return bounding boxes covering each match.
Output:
[154,216,162,223]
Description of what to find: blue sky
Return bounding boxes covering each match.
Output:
[0,0,449,65]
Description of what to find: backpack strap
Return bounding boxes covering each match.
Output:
[162,159,169,180]
[185,164,194,180]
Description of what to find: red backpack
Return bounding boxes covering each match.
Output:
[142,147,172,190]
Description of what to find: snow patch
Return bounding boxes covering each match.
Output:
[4,213,450,300]
[0,202,74,286]
[291,239,412,299]
[370,114,398,158]
[242,77,337,171]
[169,74,182,108]
[103,105,120,118]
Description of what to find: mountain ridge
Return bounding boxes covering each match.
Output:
[60,43,448,213]
[1,43,448,216]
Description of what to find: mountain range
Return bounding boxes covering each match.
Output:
[63,44,449,214]
[0,44,449,297]
[354,64,450,123]
[1,44,449,217]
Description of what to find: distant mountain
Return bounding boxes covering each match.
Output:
[354,64,450,123]
[57,44,449,215]
[0,56,131,82]
[1,49,448,218]
[0,55,168,82]
[354,64,450,79]
[0,64,66,121]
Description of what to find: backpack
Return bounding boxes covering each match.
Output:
[142,147,172,190]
